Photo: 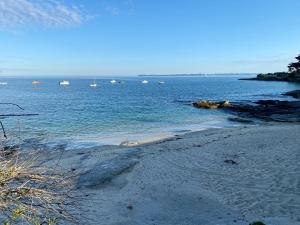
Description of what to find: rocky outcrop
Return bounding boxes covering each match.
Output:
[228,117,254,123]
[283,90,300,98]
[193,99,300,122]
[193,100,231,109]
[240,72,300,82]
[228,100,300,122]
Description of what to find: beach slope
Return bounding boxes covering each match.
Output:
[56,124,300,225]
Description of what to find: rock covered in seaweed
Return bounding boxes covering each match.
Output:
[192,100,231,109]
[192,99,300,122]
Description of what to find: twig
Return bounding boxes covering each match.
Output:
[0,103,25,110]
[0,120,7,139]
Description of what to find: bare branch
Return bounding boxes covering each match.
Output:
[0,113,39,117]
[0,120,7,139]
[0,103,25,110]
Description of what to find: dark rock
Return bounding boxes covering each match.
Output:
[77,152,86,155]
[193,100,231,109]
[226,100,300,122]
[193,99,300,122]
[224,159,238,165]
[249,222,265,225]
[1,145,19,157]
[283,90,300,98]
[127,205,133,210]
[228,117,254,123]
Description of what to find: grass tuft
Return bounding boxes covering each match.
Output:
[0,149,74,225]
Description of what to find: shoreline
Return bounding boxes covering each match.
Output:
[44,123,300,225]
[42,118,239,150]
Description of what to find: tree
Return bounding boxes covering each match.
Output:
[288,54,300,73]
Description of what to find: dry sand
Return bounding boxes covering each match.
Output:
[49,124,300,225]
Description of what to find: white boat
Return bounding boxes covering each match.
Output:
[90,80,97,87]
[110,80,117,84]
[59,80,70,86]
[158,81,165,84]
[0,82,8,85]
[142,80,149,84]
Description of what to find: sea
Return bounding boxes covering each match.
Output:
[0,75,299,150]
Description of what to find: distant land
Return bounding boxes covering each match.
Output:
[138,73,256,77]
[241,54,300,82]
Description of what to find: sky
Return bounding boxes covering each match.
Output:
[0,0,300,76]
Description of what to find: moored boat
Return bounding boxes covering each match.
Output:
[90,80,97,87]
[59,80,70,86]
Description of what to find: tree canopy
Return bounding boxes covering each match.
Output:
[288,54,300,73]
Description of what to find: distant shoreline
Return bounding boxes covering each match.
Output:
[138,73,256,77]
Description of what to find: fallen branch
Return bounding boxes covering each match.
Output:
[0,114,39,117]
[0,103,38,139]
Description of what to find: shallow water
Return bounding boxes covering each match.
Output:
[0,75,299,149]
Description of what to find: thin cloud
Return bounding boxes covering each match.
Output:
[123,0,134,9]
[104,0,134,16]
[105,6,120,16]
[0,0,89,29]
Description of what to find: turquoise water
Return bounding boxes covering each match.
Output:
[0,75,299,149]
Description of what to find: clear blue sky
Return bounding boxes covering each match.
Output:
[0,0,300,76]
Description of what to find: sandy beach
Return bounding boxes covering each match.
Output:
[44,123,300,225]
[2,1,300,224]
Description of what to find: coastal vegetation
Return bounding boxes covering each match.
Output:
[288,54,300,73]
[0,148,74,225]
[242,54,300,82]
[192,54,300,124]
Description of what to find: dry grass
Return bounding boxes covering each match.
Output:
[0,149,74,225]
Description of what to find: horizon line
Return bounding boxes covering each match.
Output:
[0,73,258,78]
